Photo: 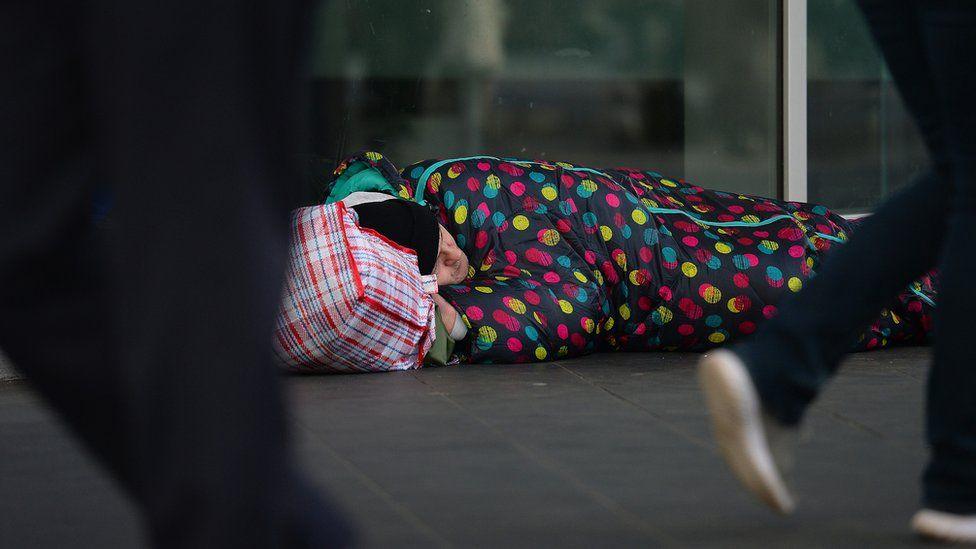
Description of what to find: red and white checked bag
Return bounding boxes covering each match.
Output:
[273,202,437,373]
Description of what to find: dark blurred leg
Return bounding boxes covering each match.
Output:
[917,0,976,514]
[86,1,352,546]
[738,0,952,425]
[0,0,131,484]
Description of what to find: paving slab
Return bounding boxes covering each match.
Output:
[2,347,965,548]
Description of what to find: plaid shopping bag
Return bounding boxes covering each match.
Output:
[273,202,437,373]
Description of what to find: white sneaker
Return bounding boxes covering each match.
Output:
[698,349,798,514]
[912,509,976,544]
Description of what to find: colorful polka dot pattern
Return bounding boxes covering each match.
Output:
[338,152,936,363]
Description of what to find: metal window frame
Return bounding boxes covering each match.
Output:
[782,0,807,203]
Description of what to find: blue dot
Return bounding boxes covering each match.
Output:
[662,247,677,263]
[644,228,659,246]
[524,326,539,340]
[456,233,466,248]
[410,166,424,179]
[705,314,723,328]
[492,211,506,227]
[621,225,632,239]
[444,190,455,209]
[575,289,589,303]
[471,209,486,228]
[557,255,572,268]
[529,171,546,183]
[483,185,498,199]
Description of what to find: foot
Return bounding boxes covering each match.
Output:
[698,349,798,514]
[912,509,976,544]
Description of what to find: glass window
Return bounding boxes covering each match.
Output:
[807,0,928,213]
[307,0,780,197]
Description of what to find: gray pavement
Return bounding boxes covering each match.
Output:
[1,347,961,548]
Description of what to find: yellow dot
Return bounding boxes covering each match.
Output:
[454,204,468,224]
[365,151,384,161]
[486,174,501,188]
[702,285,722,304]
[540,228,560,246]
[615,254,627,270]
[507,298,527,314]
[715,242,732,254]
[542,186,558,201]
[741,215,760,223]
[600,226,613,241]
[593,270,604,285]
[558,300,574,314]
[582,318,595,333]
[558,346,569,357]
[708,332,727,344]
[535,346,548,360]
[661,179,677,188]
[604,317,615,331]
[478,325,497,343]
[761,239,780,251]
[429,172,442,192]
[682,262,698,278]
[631,209,648,225]
[656,305,673,323]
[619,304,631,320]
[581,179,598,192]
[533,311,544,324]
[573,271,589,283]
[475,286,493,294]
[513,215,530,231]
[788,277,803,292]
[447,165,462,179]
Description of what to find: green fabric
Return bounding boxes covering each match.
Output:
[424,306,456,366]
[325,161,399,204]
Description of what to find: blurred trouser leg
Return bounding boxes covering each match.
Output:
[917,1,976,514]
[736,0,951,426]
[0,0,131,485]
[89,1,351,546]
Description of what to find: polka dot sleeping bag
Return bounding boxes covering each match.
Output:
[338,152,936,364]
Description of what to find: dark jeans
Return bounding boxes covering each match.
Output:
[736,0,976,513]
[0,1,351,546]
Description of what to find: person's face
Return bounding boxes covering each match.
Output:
[436,225,469,286]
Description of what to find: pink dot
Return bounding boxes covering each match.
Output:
[503,265,521,276]
[475,230,489,248]
[505,250,518,264]
[493,310,511,324]
[638,296,653,310]
[744,253,760,267]
[511,181,525,196]
[658,286,673,301]
[570,333,586,347]
[467,177,481,191]
[728,205,745,214]
[738,321,756,334]
[678,324,695,336]
[477,162,491,171]
[639,247,654,263]
[524,290,541,305]
[733,273,750,288]
[762,305,778,319]
[507,338,523,352]
[557,324,569,339]
[788,245,805,258]
[606,194,620,208]
[718,214,735,222]
[465,306,483,321]
[556,219,572,233]
[544,271,561,283]
[561,174,575,187]
[584,250,598,264]
[682,235,699,247]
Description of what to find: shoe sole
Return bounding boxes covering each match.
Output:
[912,509,976,544]
[699,350,796,514]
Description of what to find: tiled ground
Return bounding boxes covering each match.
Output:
[2,347,963,548]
